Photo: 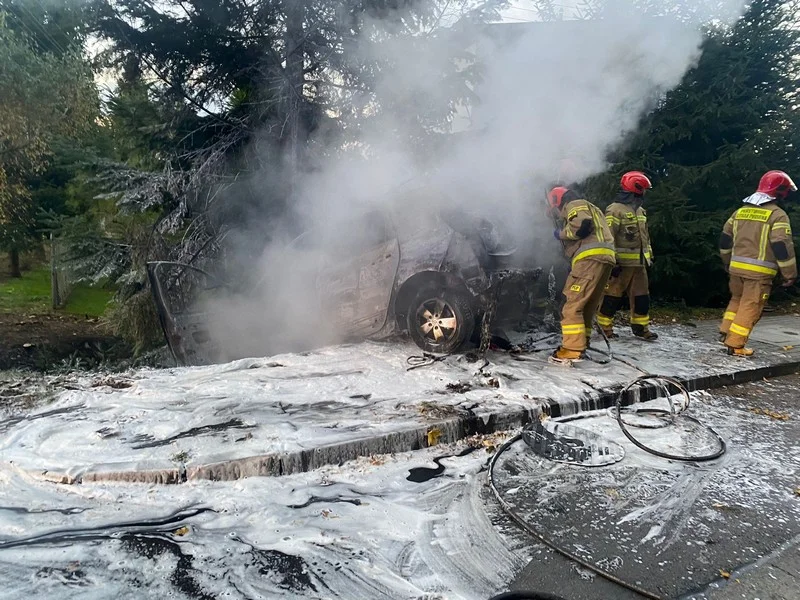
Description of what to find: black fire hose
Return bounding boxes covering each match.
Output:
[488,375,728,599]
[614,375,726,462]
[487,433,665,600]
[585,319,613,365]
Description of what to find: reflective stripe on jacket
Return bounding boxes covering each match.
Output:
[556,199,616,267]
[605,198,652,267]
[720,203,797,281]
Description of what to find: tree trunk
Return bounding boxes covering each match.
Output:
[9,249,21,278]
[283,0,306,193]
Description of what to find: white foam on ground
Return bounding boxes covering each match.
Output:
[0,443,529,599]
[0,326,775,478]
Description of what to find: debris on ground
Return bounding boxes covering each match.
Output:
[417,401,463,419]
[0,313,130,371]
[464,431,511,452]
[427,428,442,446]
[482,377,501,388]
[91,376,134,389]
[171,451,191,463]
[445,382,472,394]
[748,406,790,421]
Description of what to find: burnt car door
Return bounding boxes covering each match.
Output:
[317,210,400,337]
[352,211,400,335]
[147,261,226,365]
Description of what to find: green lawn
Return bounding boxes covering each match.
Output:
[0,268,114,317]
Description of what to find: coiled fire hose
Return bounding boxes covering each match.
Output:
[488,375,727,600]
[614,375,726,462]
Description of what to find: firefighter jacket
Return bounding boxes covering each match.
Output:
[720,202,797,281]
[556,199,616,267]
[605,194,653,267]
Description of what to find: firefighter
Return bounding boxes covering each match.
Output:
[547,186,616,364]
[597,171,658,340]
[719,170,797,357]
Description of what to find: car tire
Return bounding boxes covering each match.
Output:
[407,286,476,354]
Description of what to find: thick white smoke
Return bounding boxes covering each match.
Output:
[199,0,749,361]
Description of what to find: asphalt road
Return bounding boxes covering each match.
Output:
[497,374,800,600]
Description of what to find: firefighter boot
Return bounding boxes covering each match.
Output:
[632,325,659,341]
[718,332,727,344]
[548,347,585,366]
[727,346,754,357]
[598,296,622,340]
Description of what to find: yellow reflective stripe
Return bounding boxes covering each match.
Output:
[729,323,751,336]
[637,216,647,222]
[572,247,616,266]
[561,324,586,334]
[723,312,737,322]
[729,260,778,276]
[772,222,792,232]
[735,207,772,222]
[568,205,590,219]
[606,216,621,225]
[616,251,652,261]
[592,208,603,242]
[733,218,739,240]
[596,315,614,326]
[631,316,650,325]
[778,257,797,269]
[758,223,769,261]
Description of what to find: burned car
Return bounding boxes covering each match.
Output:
[148,202,549,366]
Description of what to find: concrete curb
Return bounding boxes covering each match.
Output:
[548,359,800,417]
[21,358,800,485]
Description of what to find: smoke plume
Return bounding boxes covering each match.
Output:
[198,0,748,361]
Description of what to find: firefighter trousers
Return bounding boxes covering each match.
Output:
[560,259,613,352]
[720,276,771,349]
[597,267,651,332]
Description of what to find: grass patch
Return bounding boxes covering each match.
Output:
[0,267,114,317]
[0,269,51,313]
[64,284,114,317]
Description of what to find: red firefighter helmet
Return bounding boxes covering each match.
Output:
[547,186,570,212]
[757,170,797,199]
[620,171,652,195]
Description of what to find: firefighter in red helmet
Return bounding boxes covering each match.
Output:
[547,186,616,365]
[719,170,797,356]
[597,171,657,340]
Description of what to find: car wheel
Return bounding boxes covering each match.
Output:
[407,286,476,354]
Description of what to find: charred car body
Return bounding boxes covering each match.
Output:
[149,201,549,366]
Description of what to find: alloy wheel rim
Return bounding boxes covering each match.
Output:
[416,298,458,344]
